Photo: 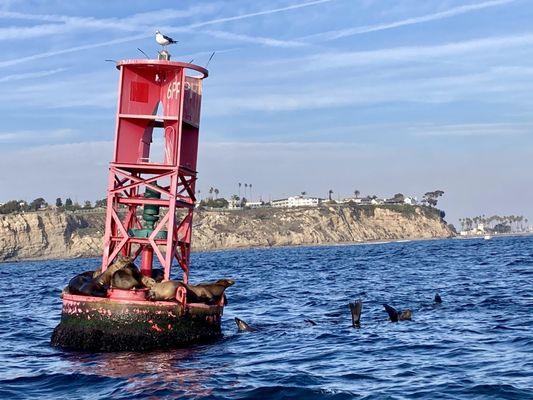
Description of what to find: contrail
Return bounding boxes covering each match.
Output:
[0,0,335,67]
[301,0,517,42]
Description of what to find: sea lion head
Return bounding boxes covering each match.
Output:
[141,275,156,289]
[216,279,235,288]
[399,309,412,321]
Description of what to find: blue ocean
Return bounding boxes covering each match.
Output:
[0,236,532,399]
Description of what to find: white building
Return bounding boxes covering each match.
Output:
[228,198,242,209]
[246,201,264,208]
[271,195,322,208]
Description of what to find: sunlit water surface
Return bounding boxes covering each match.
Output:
[0,236,532,399]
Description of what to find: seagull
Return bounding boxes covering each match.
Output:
[155,30,178,48]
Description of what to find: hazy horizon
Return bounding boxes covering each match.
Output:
[1,0,532,227]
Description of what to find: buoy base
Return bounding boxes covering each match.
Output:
[51,294,223,352]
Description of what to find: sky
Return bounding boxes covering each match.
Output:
[0,0,532,226]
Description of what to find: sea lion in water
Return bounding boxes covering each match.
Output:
[349,299,363,327]
[434,293,442,303]
[184,279,235,304]
[94,256,132,287]
[67,272,107,297]
[235,317,256,332]
[383,304,412,322]
[147,280,182,301]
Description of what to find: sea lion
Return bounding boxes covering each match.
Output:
[94,256,132,287]
[147,280,182,301]
[235,317,256,332]
[383,304,412,322]
[111,262,143,290]
[184,279,235,304]
[434,293,442,303]
[151,268,165,282]
[141,275,156,289]
[68,272,107,297]
[349,299,363,327]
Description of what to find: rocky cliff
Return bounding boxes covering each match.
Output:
[0,205,454,262]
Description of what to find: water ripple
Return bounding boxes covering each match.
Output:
[0,236,532,398]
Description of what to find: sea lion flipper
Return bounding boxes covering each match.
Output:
[349,299,363,327]
[383,303,399,322]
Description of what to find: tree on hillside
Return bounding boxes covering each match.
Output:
[29,197,47,211]
[328,189,334,201]
[0,200,23,214]
[55,198,63,207]
[94,198,107,208]
[423,190,444,207]
[65,198,73,208]
[83,200,92,209]
[354,190,360,198]
[392,193,405,202]
[214,188,219,199]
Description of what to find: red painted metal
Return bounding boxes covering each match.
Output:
[101,59,208,292]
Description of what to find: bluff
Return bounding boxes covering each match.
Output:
[0,205,454,262]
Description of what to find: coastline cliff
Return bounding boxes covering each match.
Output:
[0,204,454,262]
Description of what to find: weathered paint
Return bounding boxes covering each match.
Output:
[51,293,222,351]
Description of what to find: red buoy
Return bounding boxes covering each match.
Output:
[51,57,224,351]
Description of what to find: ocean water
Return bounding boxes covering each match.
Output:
[0,236,532,399]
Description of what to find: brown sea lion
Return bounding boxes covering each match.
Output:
[146,280,182,301]
[112,270,139,290]
[151,268,165,282]
[111,263,145,290]
[68,272,107,297]
[184,279,235,304]
[141,275,156,289]
[235,317,256,332]
[94,256,132,287]
[383,304,412,322]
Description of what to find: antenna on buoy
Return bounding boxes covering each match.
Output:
[137,48,150,59]
[206,51,216,67]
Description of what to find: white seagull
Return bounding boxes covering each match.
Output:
[155,30,178,48]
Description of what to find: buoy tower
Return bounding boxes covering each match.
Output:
[51,54,223,351]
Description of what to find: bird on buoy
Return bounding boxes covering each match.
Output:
[155,30,178,49]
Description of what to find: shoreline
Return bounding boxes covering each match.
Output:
[0,234,456,264]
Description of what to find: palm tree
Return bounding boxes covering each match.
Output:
[328,189,333,201]
[301,191,307,197]
[214,188,219,199]
[209,187,214,199]
[354,190,360,198]
[250,183,253,201]
[197,189,201,201]
[238,182,242,198]
[244,183,248,200]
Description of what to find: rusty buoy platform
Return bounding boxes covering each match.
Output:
[51,292,223,351]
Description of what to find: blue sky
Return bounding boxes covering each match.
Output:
[0,0,532,225]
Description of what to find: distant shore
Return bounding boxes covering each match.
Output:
[0,204,454,263]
